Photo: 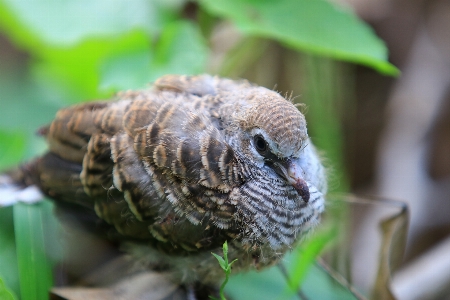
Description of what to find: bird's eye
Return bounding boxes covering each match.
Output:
[253,135,268,155]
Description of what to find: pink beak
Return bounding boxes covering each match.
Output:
[287,159,310,203]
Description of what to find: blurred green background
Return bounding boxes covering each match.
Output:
[0,0,424,299]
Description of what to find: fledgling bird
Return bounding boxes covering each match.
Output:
[4,74,326,287]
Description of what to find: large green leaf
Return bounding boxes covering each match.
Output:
[0,0,181,47]
[199,0,398,75]
[13,201,59,300]
[0,207,19,300]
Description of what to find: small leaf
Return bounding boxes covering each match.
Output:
[212,253,226,270]
[223,240,229,253]
[229,258,238,267]
[222,241,229,262]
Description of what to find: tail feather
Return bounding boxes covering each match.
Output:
[0,152,92,208]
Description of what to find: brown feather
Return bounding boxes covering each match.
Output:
[15,74,326,286]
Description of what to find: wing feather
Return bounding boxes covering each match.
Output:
[27,75,247,251]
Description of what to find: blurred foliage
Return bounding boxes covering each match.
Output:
[0,0,397,299]
[0,277,16,300]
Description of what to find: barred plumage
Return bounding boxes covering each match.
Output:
[13,74,326,285]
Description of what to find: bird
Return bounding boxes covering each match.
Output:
[5,74,326,288]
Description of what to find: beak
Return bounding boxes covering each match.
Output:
[272,159,310,203]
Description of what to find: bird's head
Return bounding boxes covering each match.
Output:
[219,87,322,203]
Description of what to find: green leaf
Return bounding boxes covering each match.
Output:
[0,278,16,300]
[13,201,58,300]
[283,225,337,297]
[229,258,238,267]
[222,240,229,252]
[222,240,229,261]
[212,253,227,270]
[0,0,181,47]
[0,207,19,299]
[199,0,398,75]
